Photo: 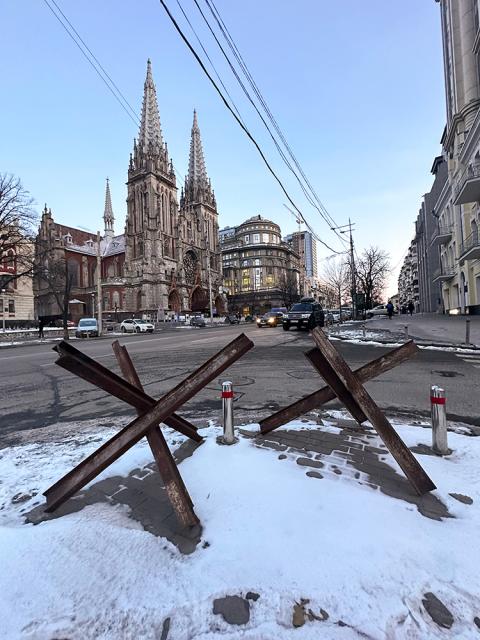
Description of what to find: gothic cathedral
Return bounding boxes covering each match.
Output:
[124,59,224,316]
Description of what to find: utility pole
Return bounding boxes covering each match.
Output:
[347,219,357,320]
[331,219,357,319]
[283,204,306,298]
[96,231,102,335]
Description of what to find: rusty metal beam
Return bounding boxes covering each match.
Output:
[305,348,367,424]
[112,341,198,527]
[53,340,201,442]
[309,328,435,495]
[260,340,419,434]
[44,333,254,511]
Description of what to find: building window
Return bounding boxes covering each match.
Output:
[244,235,249,243]
[8,299,15,314]
[254,259,260,266]
[262,233,269,243]
[253,234,260,243]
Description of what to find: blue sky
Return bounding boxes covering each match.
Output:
[1,1,446,294]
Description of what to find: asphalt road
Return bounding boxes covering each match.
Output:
[0,324,478,447]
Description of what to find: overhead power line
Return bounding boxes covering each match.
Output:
[190,0,345,245]
[158,0,343,254]
[42,0,140,127]
[200,0,348,245]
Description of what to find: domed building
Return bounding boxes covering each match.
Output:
[219,215,300,315]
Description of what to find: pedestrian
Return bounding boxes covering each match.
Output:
[407,301,414,316]
[38,318,44,340]
[386,300,394,320]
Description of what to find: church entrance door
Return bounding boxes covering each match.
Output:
[191,286,207,312]
[168,289,181,314]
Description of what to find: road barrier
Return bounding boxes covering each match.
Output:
[466,319,471,345]
[404,325,409,340]
[431,385,449,455]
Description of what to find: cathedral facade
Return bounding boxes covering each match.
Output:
[124,59,224,317]
[33,60,224,322]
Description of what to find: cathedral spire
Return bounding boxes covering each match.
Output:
[138,59,164,158]
[103,178,115,241]
[185,109,211,204]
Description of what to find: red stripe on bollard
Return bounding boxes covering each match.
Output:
[430,397,446,405]
[222,391,234,398]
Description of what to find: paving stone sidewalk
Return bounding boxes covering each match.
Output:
[242,419,452,521]
[26,417,456,556]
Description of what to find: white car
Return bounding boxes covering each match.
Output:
[120,318,155,333]
[366,305,389,318]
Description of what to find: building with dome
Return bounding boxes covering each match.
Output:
[219,215,300,315]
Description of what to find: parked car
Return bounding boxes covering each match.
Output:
[120,318,155,333]
[190,315,206,328]
[282,298,325,331]
[366,305,389,319]
[324,309,335,324]
[256,312,280,328]
[75,317,99,338]
[224,315,240,324]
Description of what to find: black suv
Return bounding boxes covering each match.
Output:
[282,298,325,331]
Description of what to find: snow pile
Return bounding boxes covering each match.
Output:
[0,420,479,639]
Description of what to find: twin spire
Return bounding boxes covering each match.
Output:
[138,59,164,157]
[131,59,214,206]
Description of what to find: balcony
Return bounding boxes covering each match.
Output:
[431,226,453,245]
[432,265,455,283]
[459,231,480,261]
[454,162,480,205]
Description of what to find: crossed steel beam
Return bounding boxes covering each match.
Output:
[43,333,254,522]
[260,329,436,496]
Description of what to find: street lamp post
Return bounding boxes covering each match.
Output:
[1,289,5,333]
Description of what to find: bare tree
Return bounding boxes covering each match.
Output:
[278,270,299,308]
[315,281,337,308]
[35,240,76,339]
[0,174,37,288]
[356,246,390,310]
[321,257,349,315]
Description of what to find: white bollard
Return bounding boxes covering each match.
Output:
[431,385,449,455]
[218,380,237,445]
[466,319,471,345]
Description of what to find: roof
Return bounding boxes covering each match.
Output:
[65,233,125,257]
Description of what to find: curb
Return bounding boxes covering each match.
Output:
[328,332,479,351]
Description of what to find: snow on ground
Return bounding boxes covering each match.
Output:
[0,419,479,639]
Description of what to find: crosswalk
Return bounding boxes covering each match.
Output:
[455,352,480,369]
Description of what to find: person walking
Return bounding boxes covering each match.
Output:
[38,318,44,340]
[407,301,415,316]
[386,300,394,320]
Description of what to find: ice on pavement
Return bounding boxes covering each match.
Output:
[0,419,479,639]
